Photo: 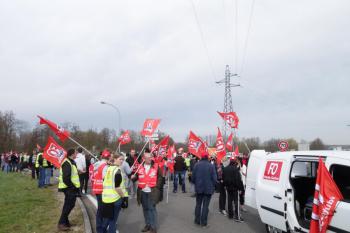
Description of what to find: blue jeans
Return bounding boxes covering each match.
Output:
[101,199,122,233]
[141,191,157,230]
[195,193,212,226]
[96,194,103,233]
[173,171,186,192]
[38,167,46,188]
[45,168,51,185]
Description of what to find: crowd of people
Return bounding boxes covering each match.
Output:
[1,146,249,233]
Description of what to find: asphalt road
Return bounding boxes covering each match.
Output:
[84,182,266,233]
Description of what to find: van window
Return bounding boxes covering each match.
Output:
[331,164,350,202]
[291,161,317,178]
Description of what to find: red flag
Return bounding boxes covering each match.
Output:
[118,130,131,145]
[151,136,169,157]
[167,145,176,159]
[217,112,239,128]
[43,136,67,168]
[215,128,226,163]
[141,119,161,137]
[234,146,239,156]
[310,158,344,233]
[188,131,207,158]
[226,132,234,151]
[37,115,70,142]
[167,160,174,174]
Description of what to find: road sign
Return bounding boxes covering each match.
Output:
[278,141,289,151]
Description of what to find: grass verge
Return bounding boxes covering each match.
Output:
[0,171,84,233]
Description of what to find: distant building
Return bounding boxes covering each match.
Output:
[298,142,310,151]
[327,145,350,151]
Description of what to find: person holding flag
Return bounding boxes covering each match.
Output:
[223,156,244,222]
[35,149,48,188]
[57,148,81,231]
[131,149,163,233]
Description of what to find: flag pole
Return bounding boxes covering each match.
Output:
[68,136,99,161]
[166,169,170,203]
[130,139,149,170]
[117,143,121,153]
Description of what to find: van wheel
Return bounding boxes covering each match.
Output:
[265,224,285,233]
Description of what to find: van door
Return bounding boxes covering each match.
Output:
[326,158,350,232]
[245,150,266,209]
[256,158,290,231]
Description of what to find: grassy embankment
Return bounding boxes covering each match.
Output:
[0,171,83,233]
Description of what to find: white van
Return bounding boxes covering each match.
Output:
[245,150,350,233]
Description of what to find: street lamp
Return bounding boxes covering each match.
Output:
[100,101,122,136]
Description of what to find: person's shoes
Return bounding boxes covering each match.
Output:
[201,224,210,229]
[141,225,150,232]
[182,190,186,193]
[240,206,247,212]
[149,228,157,233]
[173,190,177,193]
[220,209,228,216]
[234,216,244,222]
[57,224,70,231]
[194,221,200,226]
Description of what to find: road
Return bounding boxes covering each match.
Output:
[83,182,266,233]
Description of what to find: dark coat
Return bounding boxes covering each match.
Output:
[192,158,217,195]
[223,163,244,191]
[133,161,164,205]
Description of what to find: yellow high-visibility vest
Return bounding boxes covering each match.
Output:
[102,166,128,203]
[58,158,80,189]
[35,153,48,168]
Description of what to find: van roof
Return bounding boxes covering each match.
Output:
[266,150,350,160]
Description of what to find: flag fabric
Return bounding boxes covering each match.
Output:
[151,136,169,157]
[167,160,174,174]
[141,119,161,137]
[37,115,70,142]
[217,111,239,128]
[118,130,131,145]
[226,132,234,151]
[215,128,226,163]
[43,136,67,168]
[310,158,344,233]
[188,131,207,158]
[234,146,239,157]
[167,145,176,159]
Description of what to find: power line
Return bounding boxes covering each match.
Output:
[189,0,218,82]
[239,0,256,75]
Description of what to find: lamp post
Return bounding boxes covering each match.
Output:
[100,101,121,136]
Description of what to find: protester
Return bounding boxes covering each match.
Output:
[223,157,244,222]
[192,151,217,228]
[74,147,87,194]
[173,148,186,193]
[1,153,6,172]
[216,157,227,216]
[84,153,92,194]
[189,154,198,197]
[35,150,48,188]
[45,161,53,186]
[237,157,247,212]
[129,149,139,199]
[57,148,81,231]
[91,149,111,233]
[101,153,128,233]
[131,149,163,233]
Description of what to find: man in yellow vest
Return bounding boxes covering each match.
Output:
[35,150,48,188]
[57,148,81,231]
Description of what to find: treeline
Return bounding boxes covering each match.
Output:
[0,111,326,154]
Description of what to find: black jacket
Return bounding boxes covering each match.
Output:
[223,163,244,191]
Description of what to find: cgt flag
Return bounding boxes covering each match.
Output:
[188,131,207,158]
[38,115,70,142]
[151,136,170,157]
[217,111,239,129]
[141,119,161,137]
[43,136,67,168]
[215,128,226,163]
[167,145,176,159]
[226,132,234,151]
[310,158,343,233]
[118,131,131,145]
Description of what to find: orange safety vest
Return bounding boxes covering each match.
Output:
[138,164,158,189]
[92,162,107,195]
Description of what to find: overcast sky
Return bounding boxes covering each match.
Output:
[1,0,349,144]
